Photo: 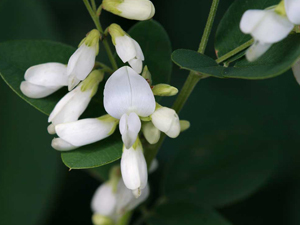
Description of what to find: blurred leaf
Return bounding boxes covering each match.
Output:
[147,200,232,225]
[0,80,64,225]
[127,20,172,85]
[0,0,59,42]
[163,126,279,207]
[173,35,300,79]
[215,0,279,58]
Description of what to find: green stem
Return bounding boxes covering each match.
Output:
[215,39,254,64]
[198,0,219,54]
[90,0,97,12]
[116,211,132,225]
[95,62,114,74]
[83,0,118,71]
[146,0,219,166]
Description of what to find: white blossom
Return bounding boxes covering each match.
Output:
[48,70,104,134]
[120,138,148,197]
[240,9,294,61]
[142,121,161,144]
[67,29,100,90]
[104,66,155,148]
[52,115,118,151]
[108,24,144,73]
[20,63,67,99]
[103,0,155,21]
[285,0,300,24]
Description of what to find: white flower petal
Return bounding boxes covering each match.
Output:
[292,59,300,85]
[128,58,143,74]
[104,66,155,119]
[240,10,268,34]
[165,115,180,138]
[119,113,141,149]
[142,122,160,144]
[251,11,293,43]
[91,182,117,217]
[246,41,272,62]
[48,84,92,125]
[117,0,155,20]
[285,0,300,24]
[20,81,61,99]
[66,45,96,90]
[47,124,56,135]
[121,143,148,191]
[115,36,136,63]
[56,118,117,147]
[51,138,77,151]
[132,39,144,60]
[25,63,68,86]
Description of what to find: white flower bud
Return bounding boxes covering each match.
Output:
[180,120,190,132]
[91,182,117,217]
[152,84,178,96]
[51,138,77,151]
[52,115,119,151]
[151,107,180,138]
[103,0,155,21]
[240,9,294,61]
[285,0,300,24]
[121,138,148,197]
[48,70,104,134]
[141,66,152,85]
[20,63,67,99]
[67,29,100,90]
[142,122,160,144]
[108,24,144,73]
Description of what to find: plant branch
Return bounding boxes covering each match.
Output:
[83,0,118,71]
[90,0,97,12]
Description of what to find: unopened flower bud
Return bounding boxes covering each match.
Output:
[108,24,144,73]
[67,29,100,90]
[103,0,155,21]
[142,66,152,85]
[152,84,178,96]
[151,107,180,138]
[180,120,190,132]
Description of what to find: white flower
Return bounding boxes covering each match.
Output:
[108,24,144,73]
[91,182,117,218]
[104,66,155,148]
[292,59,300,85]
[52,115,118,151]
[20,63,67,99]
[120,138,148,197]
[116,179,149,215]
[151,106,180,138]
[103,0,155,21]
[48,70,104,134]
[240,9,294,61]
[67,29,100,90]
[285,0,300,24]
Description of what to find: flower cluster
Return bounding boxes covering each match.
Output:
[19,0,189,223]
[240,0,300,62]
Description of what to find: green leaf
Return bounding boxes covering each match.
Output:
[171,49,223,78]
[215,0,279,58]
[147,200,232,225]
[173,35,300,79]
[163,126,279,207]
[127,20,172,85]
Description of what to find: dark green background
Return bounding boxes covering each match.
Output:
[1,0,300,224]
